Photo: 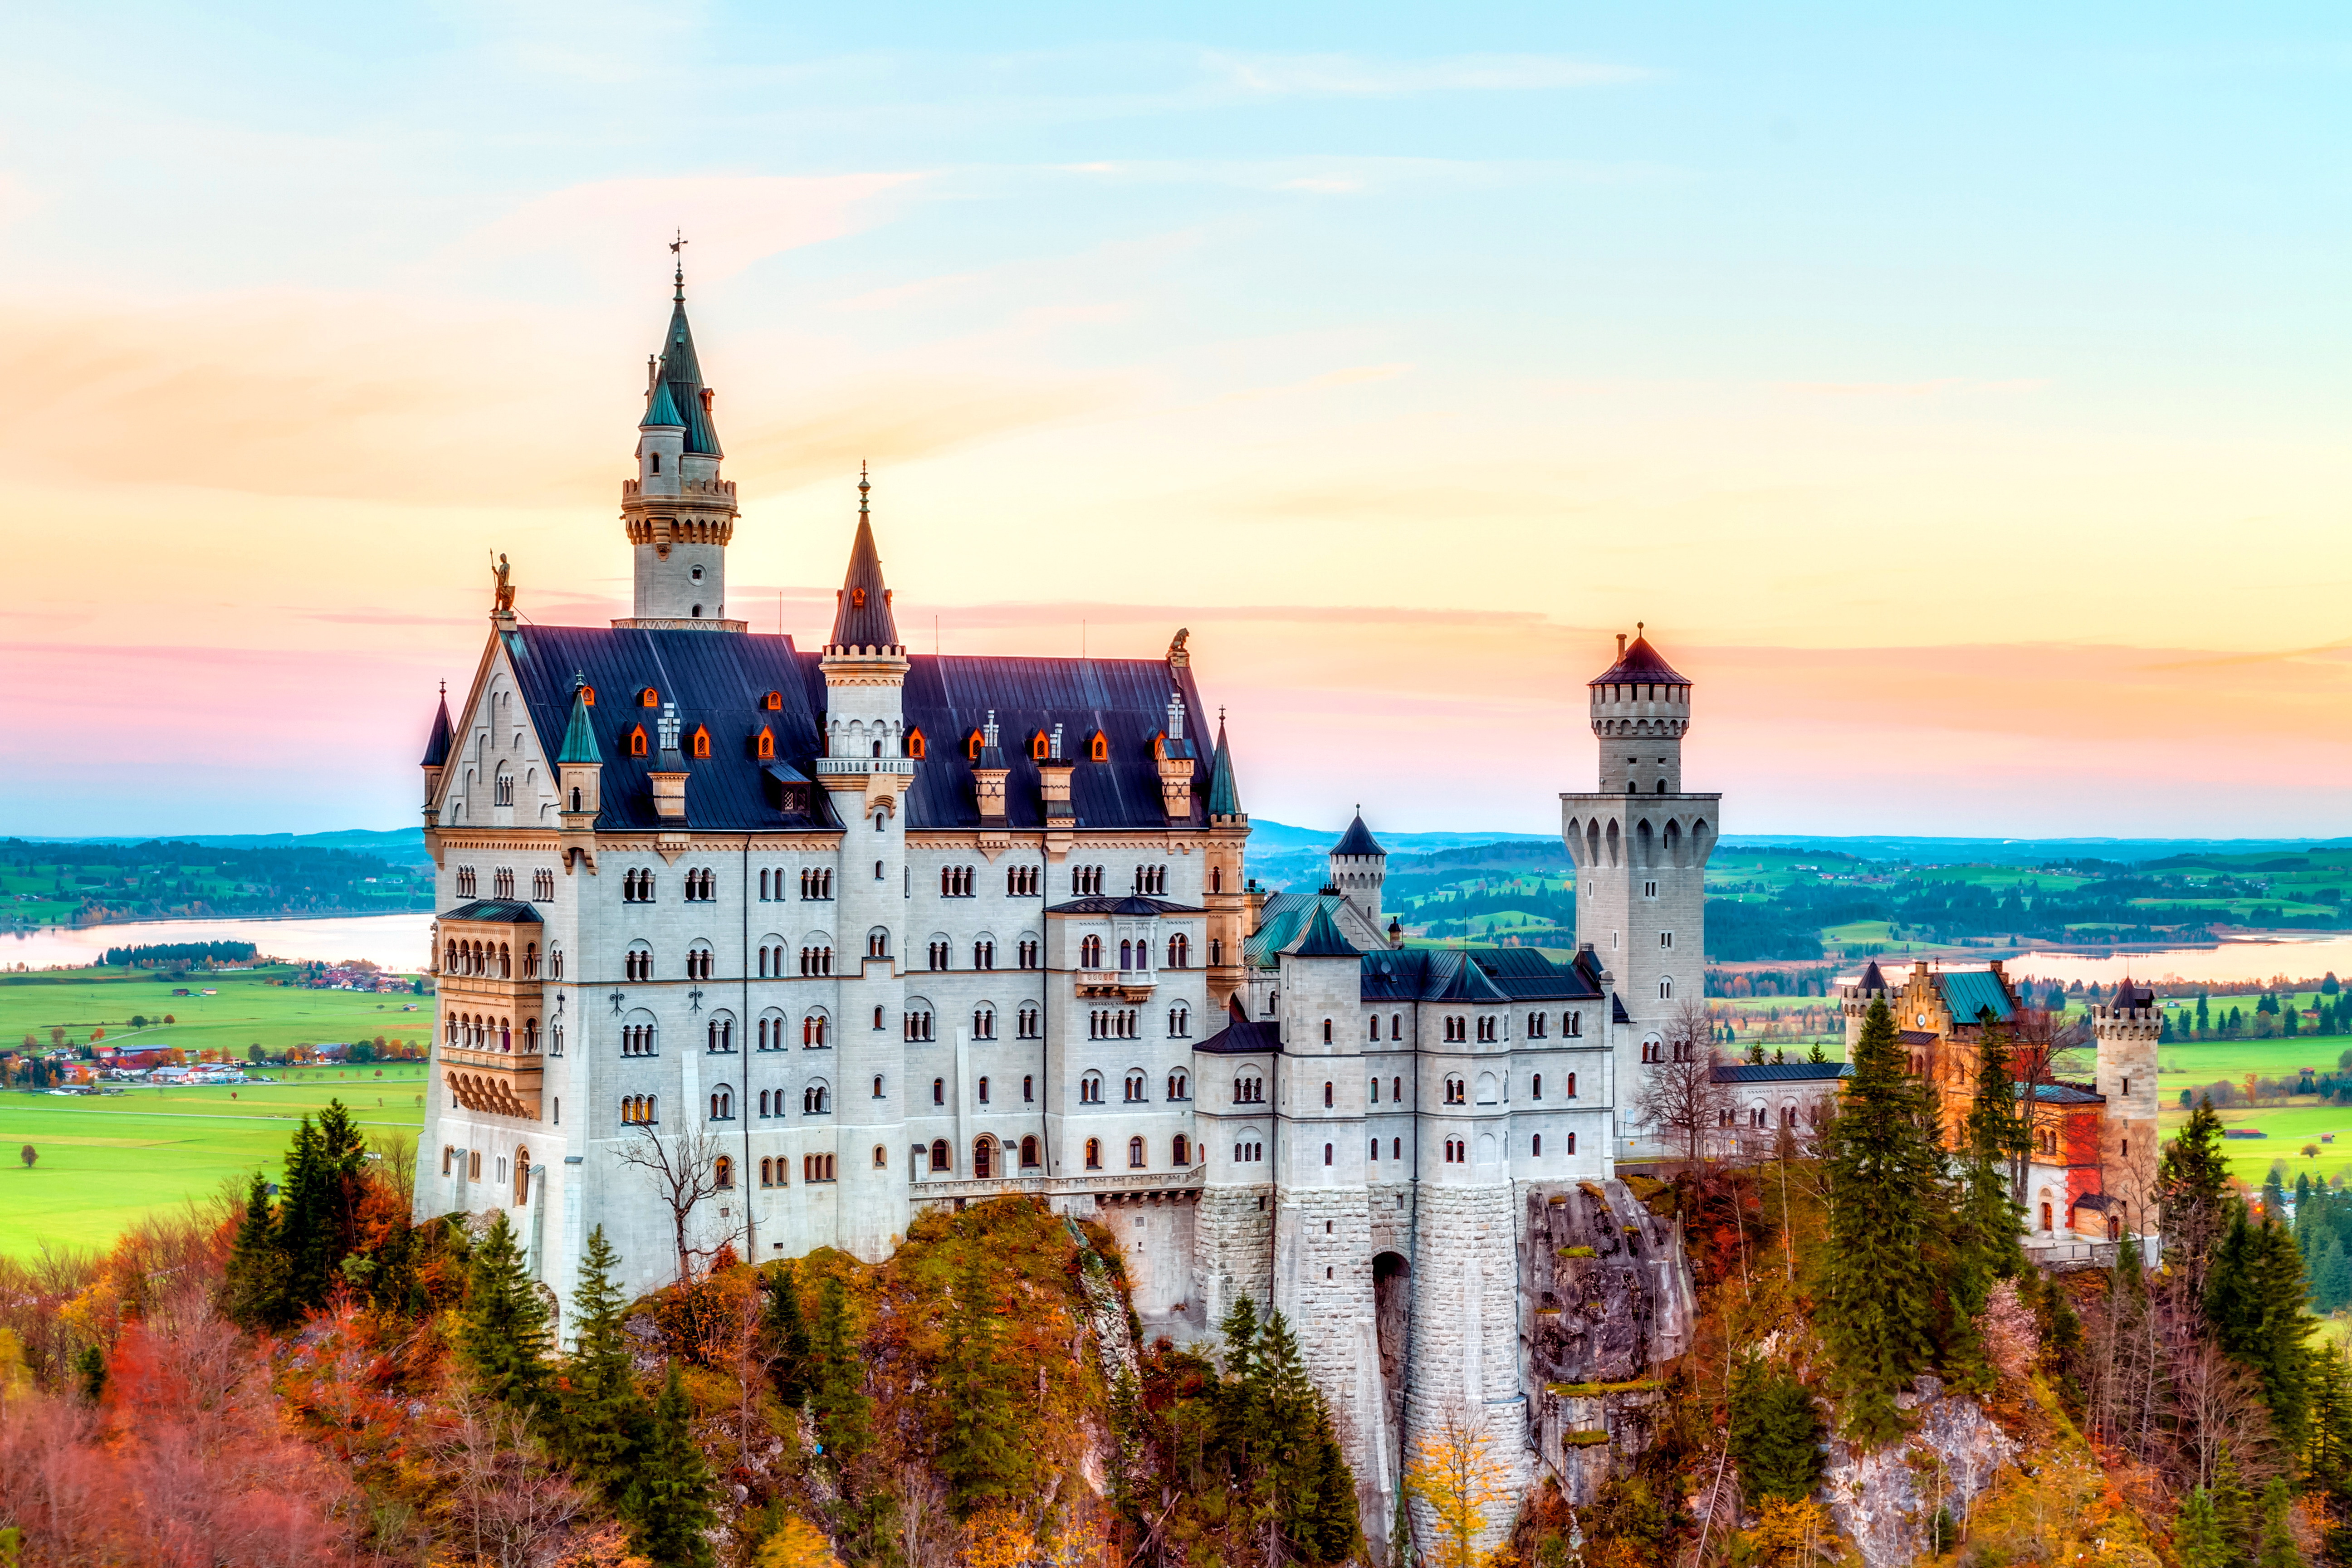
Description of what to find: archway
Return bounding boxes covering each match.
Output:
[1372,1252,1411,1481]
[973,1136,998,1180]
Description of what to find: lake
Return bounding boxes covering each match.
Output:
[0,913,432,973]
[1843,935,2352,992]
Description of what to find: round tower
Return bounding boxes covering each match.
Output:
[617,254,741,630]
[1329,810,1387,928]
[1589,622,1690,795]
[2091,981,2163,1238]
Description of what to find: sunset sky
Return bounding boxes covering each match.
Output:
[3,4,2347,839]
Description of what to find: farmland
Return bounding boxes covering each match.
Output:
[0,962,432,1063]
[0,1063,427,1256]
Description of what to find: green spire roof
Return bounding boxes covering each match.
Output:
[1291,901,1358,959]
[557,680,601,765]
[641,378,684,430]
[1206,715,1243,817]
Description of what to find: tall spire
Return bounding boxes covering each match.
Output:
[618,253,739,630]
[1206,708,1244,820]
[828,465,900,650]
[420,681,454,767]
[557,676,601,765]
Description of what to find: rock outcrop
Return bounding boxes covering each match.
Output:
[1819,1376,2019,1568]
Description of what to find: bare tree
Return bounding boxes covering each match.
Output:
[1633,999,1731,1172]
[614,1123,728,1283]
[2007,1006,2090,1205]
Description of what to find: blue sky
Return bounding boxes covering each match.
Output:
[0,5,2347,835]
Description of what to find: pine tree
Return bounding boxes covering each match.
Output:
[275,1100,367,1315]
[2175,1488,2230,1568]
[2256,1479,2298,1568]
[222,1170,288,1329]
[2210,1444,2255,1567]
[561,1226,648,1484]
[1948,1023,2027,1388]
[1809,1041,1827,1064]
[625,1363,719,1568]
[2308,1346,2352,1494]
[2208,1212,2316,1451]
[936,1251,1028,1516]
[808,1274,872,1480]
[1818,996,1948,1444]
[1729,1355,1825,1501]
[763,1259,814,1411]
[2164,1095,2237,1270]
[459,1211,553,1412]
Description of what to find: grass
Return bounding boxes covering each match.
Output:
[0,1064,427,1257]
[0,964,430,1061]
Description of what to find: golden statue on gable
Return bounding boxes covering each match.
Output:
[491,552,516,612]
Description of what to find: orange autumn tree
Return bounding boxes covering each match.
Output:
[1404,1402,1514,1568]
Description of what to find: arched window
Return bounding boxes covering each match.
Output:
[709,1087,733,1119]
[1030,731,1050,761]
[756,728,775,759]
[1531,1073,1543,1100]
[1125,1070,1147,1103]
[1168,933,1188,967]
[803,1081,831,1115]
[1660,976,1674,1000]
[1173,1134,1191,1166]
[714,1155,733,1188]
[1081,1071,1103,1104]
[1532,1133,1543,1157]
[1085,1138,1102,1170]
[1566,1072,1577,1098]
[629,726,648,757]
[1081,934,1103,968]
[1021,1135,1040,1168]
[1567,1131,1576,1154]
[1322,1019,1333,1044]
[872,1145,888,1168]
[689,726,711,759]
[1127,1136,1146,1168]
[906,728,927,759]
[1324,1080,1334,1108]
[763,690,782,711]
[973,1138,994,1179]
[978,1076,990,1104]
[512,1146,531,1206]
[929,1138,950,1172]
[1323,1143,1333,1166]
[1168,1068,1190,1100]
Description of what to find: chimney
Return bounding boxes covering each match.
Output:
[973,709,1009,820]
[650,702,689,821]
[1039,721,1075,823]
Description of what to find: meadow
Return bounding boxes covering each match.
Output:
[0,1063,427,1256]
[0,962,431,1060]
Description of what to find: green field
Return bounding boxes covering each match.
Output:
[0,963,430,1060]
[0,1064,427,1256]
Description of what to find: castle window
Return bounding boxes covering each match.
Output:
[1018,1003,1040,1037]
[973,1005,996,1040]
[1129,1137,1147,1168]
[1089,732,1109,762]
[580,686,596,705]
[906,728,926,759]
[1081,1071,1103,1104]
[650,453,660,474]
[1022,1135,1041,1168]
[1030,732,1050,761]
[1125,1070,1147,1103]
[640,688,658,708]
[804,1153,837,1183]
[965,729,984,759]
[1024,1075,1034,1102]
[978,1076,990,1104]
[1532,1133,1543,1158]
[930,1139,950,1172]
[1081,935,1103,968]
[1532,1074,1543,1100]
[1085,1138,1102,1170]
[1567,1072,1577,1097]
[1323,1080,1334,1107]
[710,1089,733,1121]
[1567,1132,1576,1154]
[1659,977,1674,1000]
[1444,1075,1465,1105]
[763,690,782,711]
[1168,1003,1190,1038]
[629,726,648,757]
[803,1082,831,1115]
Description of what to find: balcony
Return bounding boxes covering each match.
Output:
[814,755,917,778]
[1076,968,1156,999]
[440,1045,544,1120]
[912,1166,1206,1207]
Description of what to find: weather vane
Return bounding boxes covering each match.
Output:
[670,230,687,298]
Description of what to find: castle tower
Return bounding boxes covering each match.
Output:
[616,259,741,630]
[1329,811,1387,928]
[1203,712,1251,1013]
[2092,981,2163,1237]
[1269,905,1384,1512]
[1560,627,1720,1145]
[1840,959,1892,1052]
[817,471,914,1259]
[420,684,453,827]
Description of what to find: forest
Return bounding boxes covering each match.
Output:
[0,839,431,928]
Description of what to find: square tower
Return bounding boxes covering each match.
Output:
[1559,628,1720,1147]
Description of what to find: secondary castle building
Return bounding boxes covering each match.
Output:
[413,272,1682,1532]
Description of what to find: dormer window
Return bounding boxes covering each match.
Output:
[763,691,782,711]
[580,685,596,706]
[1030,732,1050,761]
[851,587,867,608]
[755,727,775,760]
[1088,731,1108,762]
[690,726,711,759]
[640,688,659,708]
[966,729,984,759]
[629,726,649,757]
[906,728,927,760]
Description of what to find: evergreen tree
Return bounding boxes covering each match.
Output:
[2208,1211,2317,1451]
[561,1226,648,1484]
[274,1101,367,1314]
[1747,1041,1765,1066]
[2307,1347,2352,1495]
[1729,1355,1825,1501]
[2318,1240,2352,1315]
[1252,1312,1360,1565]
[2198,994,2212,1034]
[763,1260,814,1411]
[74,1344,107,1405]
[1818,996,1948,1444]
[2164,1096,2237,1269]
[2211,1446,2255,1568]
[2256,1480,2298,1568]
[1949,1021,2027,1387]
[1809,1041,1827,1064]
[222,1170,288,1329]
[936,1251,1029,1516]
[2175,1488,2230,1568]
[625,1363,719,1568]
[459,1211,553,1412]
[808,1274,872,1479]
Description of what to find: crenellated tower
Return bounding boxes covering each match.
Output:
[2092,981,2163,1235]
[1329,811,1387,929]
[616,259,741,630]
[1560,626,1720,1145]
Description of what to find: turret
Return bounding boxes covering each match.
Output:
[1203,711,1250,1011]
[617,255,741,630]
[1589,623,1691,795]
[420,683,454,823]
[2092,979,2163,1232]
[1329,811,1387,927]
[556,677,602,871]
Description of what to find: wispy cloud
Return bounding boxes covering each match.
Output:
[1199,52,1650,98]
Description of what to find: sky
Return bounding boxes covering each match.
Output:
[1,3,2347,839]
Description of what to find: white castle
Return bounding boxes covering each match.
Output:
[416,271,1707,1527]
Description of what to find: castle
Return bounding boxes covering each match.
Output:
[413,270,1705,1529]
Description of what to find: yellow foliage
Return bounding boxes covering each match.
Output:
[1739,1499,1836,1568]
[59,1275,122,1347]
[961,1504,1040,1568]
[1406,1405,1514,1568]
[755,1514,844,1568]
[0,1327,26,1396]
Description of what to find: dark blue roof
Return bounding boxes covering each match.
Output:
[1046,895,1201,917]
[503,624,1211,834]
[1292,903,1359,958]
[442,899,543,923]
[1331,813,1384,859]
[828,503,898,649]
[421,690,454,767]
[651,296,721,456]
[1712,1061,1851,1083]
[1198,1000,1281,1055]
